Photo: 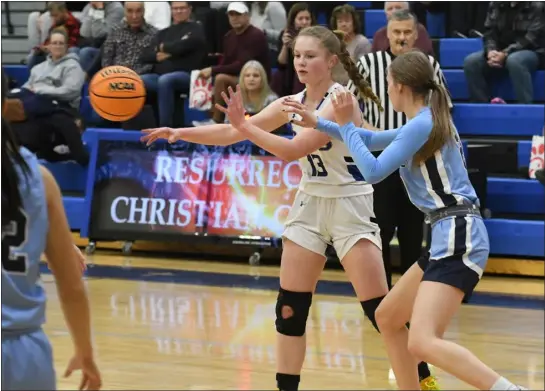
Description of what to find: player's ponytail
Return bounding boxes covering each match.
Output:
[1,70,30,227]
[295,26,382,110]
[332,30,383,111]
[388,50,454,167]
[422,81,453,165]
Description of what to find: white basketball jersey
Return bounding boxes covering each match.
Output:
[290,83,374,198]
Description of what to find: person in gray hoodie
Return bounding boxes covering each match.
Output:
[23,29,85,109]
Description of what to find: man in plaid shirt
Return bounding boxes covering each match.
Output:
[463,1,545,104]
[101,2,157,75]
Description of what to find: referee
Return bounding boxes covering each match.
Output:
[348,9,451,288]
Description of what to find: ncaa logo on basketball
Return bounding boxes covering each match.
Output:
[109,82,136,92]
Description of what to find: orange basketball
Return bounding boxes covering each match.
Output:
[89,66,146,122]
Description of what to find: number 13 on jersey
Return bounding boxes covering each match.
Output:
[305,153,365,181]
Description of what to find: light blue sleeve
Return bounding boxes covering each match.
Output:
[338,113,433,184]
[316,117,400,151]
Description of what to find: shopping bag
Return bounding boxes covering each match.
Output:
[188,70,213,111]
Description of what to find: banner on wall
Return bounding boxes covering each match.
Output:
[89,140,303,246]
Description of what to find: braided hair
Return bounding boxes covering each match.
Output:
[295,26,383,111]
[332,30,384,111]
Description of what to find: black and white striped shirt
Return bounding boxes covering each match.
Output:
[347,50,450,131]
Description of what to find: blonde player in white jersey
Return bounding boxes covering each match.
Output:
[142,26,433,391]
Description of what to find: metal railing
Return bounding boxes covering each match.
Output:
[2,2,15,35]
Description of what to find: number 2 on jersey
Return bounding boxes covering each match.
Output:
[2,209,29,273]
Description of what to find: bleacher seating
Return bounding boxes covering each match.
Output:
[3,6,544,260]
[444,69,545,102]
[453,104,544,138]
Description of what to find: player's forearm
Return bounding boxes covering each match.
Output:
[56,281,94,358]
[176,123,245,146]
[316,117,399,151]
[316,117,375,145]
[339,122,389,183]
[239,122,299,161]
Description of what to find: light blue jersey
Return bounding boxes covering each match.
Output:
[2,147,48,331]
[2,147,56,390]
[317,108,479,214]
[317,108,489,293]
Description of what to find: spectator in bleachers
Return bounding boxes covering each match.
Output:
[347,9,449,289]
[371,1,433,55]
[224,60,278,123]
[23,29,85,109]
[78,2,124,76]
[329,4,371,85]
[195,2,270,125]
[463,2,545,104]
[330,5,371,61]
[27,2,81,70]
[101,2,157,75]
[27,3,53,51]
[140,2,207,127]
[6,31,89,166]
[249,2,287,52]
[144,1,172,30]
[271,2,315,96]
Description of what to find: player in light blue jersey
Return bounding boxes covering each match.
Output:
[283,50,527,391]
[1,72,102,390]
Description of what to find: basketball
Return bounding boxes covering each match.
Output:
[89,66,146,122]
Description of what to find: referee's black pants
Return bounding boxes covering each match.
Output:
[373,169,425,289]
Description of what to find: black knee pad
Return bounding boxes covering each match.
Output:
[275,288,313,337]
[361,295,385,333]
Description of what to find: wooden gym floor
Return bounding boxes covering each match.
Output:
[41,252,544,390]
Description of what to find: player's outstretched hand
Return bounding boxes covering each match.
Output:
[331,91,355,126]
[64,355,102,390]
[140,127,178,146]
[215,85,247,130]
[281,97,318,128]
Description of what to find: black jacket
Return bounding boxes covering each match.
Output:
[141,20,207,75]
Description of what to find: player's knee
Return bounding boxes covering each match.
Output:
[407,329,435,363]
[360,296,385,333]
[375,297,403,333]
[275,288,313,337]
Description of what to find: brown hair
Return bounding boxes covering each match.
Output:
[47,1,67,12]
[49,28,68,43]
[388,50,453,166]
[287,2,316,30]
[329,4,361,36]
[295,26,383,110]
